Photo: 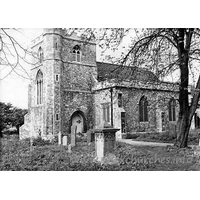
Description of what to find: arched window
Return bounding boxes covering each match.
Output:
[139,96,148,122]
[72,45,81,62]
[36,70,43,105]
[169,98,176,121]
[38,47,43,63]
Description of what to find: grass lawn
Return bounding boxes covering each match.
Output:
[0,136,200,171]
[125,131,200,145]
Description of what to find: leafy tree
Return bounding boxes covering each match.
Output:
[0,101,27,137]
[0,102,12,137]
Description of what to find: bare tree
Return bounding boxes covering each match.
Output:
[0,28,35,81]
[77,28,200,148]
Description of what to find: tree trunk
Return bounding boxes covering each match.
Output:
[175,74,200,148]
[175,29,190,148]
[175,113,191,147]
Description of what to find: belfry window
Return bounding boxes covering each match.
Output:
[72,45,81,62]
[169,98,176,121]
[139,96,148,122]
[38,47,43,63]
[36,70,43,105]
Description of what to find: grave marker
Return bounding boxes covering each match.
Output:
[63,136,67,146]
[68,144,72,153]
[71,125,77,147]
[58,132,62,145]
[93,126,119,162]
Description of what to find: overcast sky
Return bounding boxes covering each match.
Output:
[0,28,128,109]
[0,28,197,109]
[0,29,43,109]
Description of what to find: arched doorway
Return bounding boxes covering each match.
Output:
[72,113,83,133]
[70,110,87,134]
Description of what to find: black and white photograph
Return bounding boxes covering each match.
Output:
[0,1,200,199]
[1,27,200,171]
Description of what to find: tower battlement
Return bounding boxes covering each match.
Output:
[31,34,43,47]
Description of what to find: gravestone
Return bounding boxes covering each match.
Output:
[58,132,62,145]
[87,129,95,143]
[193,140,200,157]
[71,125,77,147]
[68,144,72,153]
[62,136,67,146]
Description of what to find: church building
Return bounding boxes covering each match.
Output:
[20,28,200,141]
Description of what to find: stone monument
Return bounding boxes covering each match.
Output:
[93,123,119,162]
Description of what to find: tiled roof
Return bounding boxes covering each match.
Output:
[96,62,159,83]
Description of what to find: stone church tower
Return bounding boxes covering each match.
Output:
[21,29,191,141]
[20,28,97,139]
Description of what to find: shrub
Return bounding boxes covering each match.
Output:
[51,136,58,145]
[2,128,18,136]
[32,137,51,146]
[125,133,140,139]
[76,133,87,142]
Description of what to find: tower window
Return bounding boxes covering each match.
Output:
[55,74,59,82]
[56,114,59,121]
[169,98,176,121]
[36,70,43,105]
[72,45,81,62]
[139,96,148,122]
[118,93,123,107]
[38,47,43,63]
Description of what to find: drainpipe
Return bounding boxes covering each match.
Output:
[110,87,113,127]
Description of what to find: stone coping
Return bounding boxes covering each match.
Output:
[93,128,120,133]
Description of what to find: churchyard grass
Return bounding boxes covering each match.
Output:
[0,136,199,171]
[125,131,200,145]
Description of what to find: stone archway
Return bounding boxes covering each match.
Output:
[71,112,84,134]
[70,110,87,134]
[70,110,87,146]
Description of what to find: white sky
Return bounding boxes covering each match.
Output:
[1,1,200,196]
[0,29,43,108]
[0,28,130,109]
[0,28,199,109]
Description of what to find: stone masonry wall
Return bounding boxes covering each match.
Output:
[61,92,94,135]
[59,30,97,137]
[94,86,179,138]
[120,87,179,134]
